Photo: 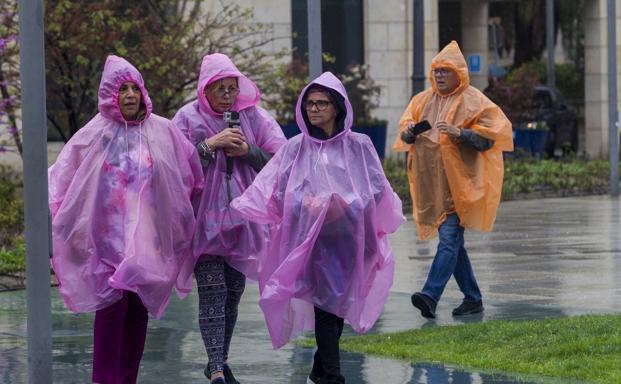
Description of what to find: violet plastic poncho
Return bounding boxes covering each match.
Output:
[49,55,204,319]
[173,53,286,278]
[231,72,405,348]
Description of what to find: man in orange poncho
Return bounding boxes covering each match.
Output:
[394,41,513,319]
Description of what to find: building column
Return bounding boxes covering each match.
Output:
[584,0,621,157]
[365,0,439,155]
[424,0,440,80]
[460,0,489,90]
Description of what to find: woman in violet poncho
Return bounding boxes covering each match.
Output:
[173,53,286,384]
[48,55,203,384]
[232,72,405,383]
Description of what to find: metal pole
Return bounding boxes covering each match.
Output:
[307,0,322,80]
[608,0,619,196]
[412,0,425,96]
[18,0,52,382]
[491,22,500,65]
[546,0,555,89]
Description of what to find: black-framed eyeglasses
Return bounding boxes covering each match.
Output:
[210,86,240,97]
[433,68,451,76]
[303,100,332,111]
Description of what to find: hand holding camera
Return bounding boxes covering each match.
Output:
[205,111,248,157]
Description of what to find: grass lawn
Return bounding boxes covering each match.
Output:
[301,314,621,384]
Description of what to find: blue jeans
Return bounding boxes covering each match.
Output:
[421,213,482,303]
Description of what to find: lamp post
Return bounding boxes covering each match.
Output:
[546,0,555,89]
[18,0,52,382]
[608,0,619,196]
[412,0,425,96]
[307,0,322,80]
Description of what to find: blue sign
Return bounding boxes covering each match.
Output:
[468,54,481,74]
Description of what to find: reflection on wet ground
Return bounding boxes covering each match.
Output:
[1,288,588,384]
[2,196,619,383]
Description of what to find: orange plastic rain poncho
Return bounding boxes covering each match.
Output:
[394,41,513,240]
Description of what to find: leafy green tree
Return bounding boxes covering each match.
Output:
[45,0,285,140]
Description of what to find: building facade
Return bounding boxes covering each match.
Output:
[221,0,619,158]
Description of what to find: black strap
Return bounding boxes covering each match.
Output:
[225,157,234,203]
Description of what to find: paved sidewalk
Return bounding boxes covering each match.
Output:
[1,195,619,383]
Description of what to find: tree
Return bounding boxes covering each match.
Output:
[45,0,286,140]
[0,0,21,155]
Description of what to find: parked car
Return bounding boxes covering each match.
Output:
[517,86,578,157]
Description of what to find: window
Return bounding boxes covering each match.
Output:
[439,1,462,48]
[291,0,364,74]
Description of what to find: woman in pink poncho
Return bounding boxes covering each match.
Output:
[232,72,405,383]
[173,53,286,384]
[48,55,203,384]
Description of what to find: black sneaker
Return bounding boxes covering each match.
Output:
[411,292,437,319]
[223,364,240,384]
[452,300,484,316]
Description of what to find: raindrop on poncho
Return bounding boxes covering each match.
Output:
[48,55,204,319]
[173,53,286,278]
[232,72,405,348]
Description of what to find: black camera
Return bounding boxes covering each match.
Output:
[223,111,240,128]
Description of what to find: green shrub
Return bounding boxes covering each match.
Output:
[502,156,610,199]
[383,156,613,208]
[0,236,25,275]
[0,165,23,250]
[382,157,411,210]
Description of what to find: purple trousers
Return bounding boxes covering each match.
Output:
[92,291,148,384]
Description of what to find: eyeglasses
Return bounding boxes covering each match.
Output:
[433,68,452,76]
[210,86,240,97]
[303,100,332,111]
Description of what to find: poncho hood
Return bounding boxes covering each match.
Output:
[197,53,261,117]
[296,72,353,142]
[98,55,152,125]
[429,40,470,97]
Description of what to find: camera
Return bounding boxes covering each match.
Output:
[223,111,240,128]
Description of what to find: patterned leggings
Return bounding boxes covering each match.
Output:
[194,257,246,376]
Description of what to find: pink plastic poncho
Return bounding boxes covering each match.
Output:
[173,53,286,278]
[232,72,405,348]
[49,55,204,319]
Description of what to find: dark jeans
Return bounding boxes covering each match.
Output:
[92,291,148,384]
[421,213,482,303]
[312,306,346,384]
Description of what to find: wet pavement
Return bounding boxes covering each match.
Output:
[2,195,620,383]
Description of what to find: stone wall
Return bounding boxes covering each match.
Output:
[584,0,621,157]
